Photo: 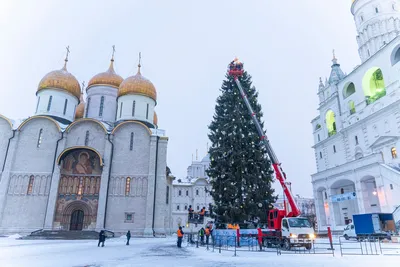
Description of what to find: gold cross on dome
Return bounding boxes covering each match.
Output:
[112,45,116,61]
[65,45,70,61]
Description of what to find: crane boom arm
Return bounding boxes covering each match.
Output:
[232,75,301,218]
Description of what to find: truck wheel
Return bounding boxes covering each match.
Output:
[305,243,312,250]
[284,239,291,250]
[263,239,271,248]
[344,234,349,240]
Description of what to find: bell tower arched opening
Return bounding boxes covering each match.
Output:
[362,67,386,104]
[325,110,336,137]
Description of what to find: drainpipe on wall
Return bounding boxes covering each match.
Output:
[104,134,114,229]
[43,131,64,228]
[152,136,160,237]
[2,130,16,172]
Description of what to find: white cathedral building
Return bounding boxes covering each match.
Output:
[171,154,213,229]
[0,51,173,236]
[311,0,400,232]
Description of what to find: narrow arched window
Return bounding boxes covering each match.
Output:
[36,97,40,113]
[355,136,359,145]
[166,186,170,204]
[319,152,322,159]
[130,132,134,151]
[349,101,356,114]
[86,97,91,117]
[99,96,104,117]
[146,103,149,119]
[120,102,123,118]
[47,96,52,111]
[179,190,182,196]
[132,100,136,116]
[317,134,320,142]
[27,175,34,195]
[27,175,35,195]
[333,145,336,153]
[37,129,43,148]
[391,147,397,159]
[340,188,344,194]
[196,189,199,196]
[125,177,131,196]
[85,131,89,146]
[63,99,68,115]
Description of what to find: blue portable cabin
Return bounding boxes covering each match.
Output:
[353,213,394,237]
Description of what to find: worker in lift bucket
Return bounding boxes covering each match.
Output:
[199,207,206,220]
[188,205,194,220]
[229,61,235,70]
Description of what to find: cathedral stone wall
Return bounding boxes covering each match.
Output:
[12,118,60,173]
[0,118,13,178]
[111,123,151,174]
[65,121,107,154]
[1,118,58,232]
[1,173,51,232]
[105,122,152,234]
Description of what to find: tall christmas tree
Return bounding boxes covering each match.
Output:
[207,62,276,224]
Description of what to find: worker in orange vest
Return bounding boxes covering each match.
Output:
[177,226,184,248]
[199,207,205,219]
[205,226,211,245]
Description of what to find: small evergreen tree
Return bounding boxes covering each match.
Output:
[207,66,276,224]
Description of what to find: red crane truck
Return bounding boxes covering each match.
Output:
[228,59,315,250]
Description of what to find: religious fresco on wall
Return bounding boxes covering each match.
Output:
[54,149,103,230]
[61,149,102,176]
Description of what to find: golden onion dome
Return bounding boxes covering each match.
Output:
[37,60,81,99]
[87,59,123,90]
[153,111,158,126]
[118,65,157,102]
[75,92,85,119]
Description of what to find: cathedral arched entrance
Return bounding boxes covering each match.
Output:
[70,210,84,230]
[54,147,103,230]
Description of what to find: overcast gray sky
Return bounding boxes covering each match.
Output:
[0,0,360,197]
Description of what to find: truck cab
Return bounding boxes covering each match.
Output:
[281,217,315,250]
[343,223,356,240]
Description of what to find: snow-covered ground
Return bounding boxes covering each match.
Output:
[1,235,400,267]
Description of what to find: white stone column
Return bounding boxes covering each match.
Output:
[43,136,66,230]
[354,180,365,214]
[144,136,157,236]
[313,190,323,231]
[154,137,168,235]
[0,132,19,226]
[43,166,61,229]
[326,188,337,231]
[376,175,389,212]
[96,135,112,230]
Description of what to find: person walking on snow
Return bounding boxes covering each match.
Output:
[98,230,106,247]
[126,230,131,245]
[177,226,184,248]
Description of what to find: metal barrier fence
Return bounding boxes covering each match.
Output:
[185,232,336,257]
[185,232,400,257]
[339,236,400,256]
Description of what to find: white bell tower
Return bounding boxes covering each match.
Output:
[352,0,400,62]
